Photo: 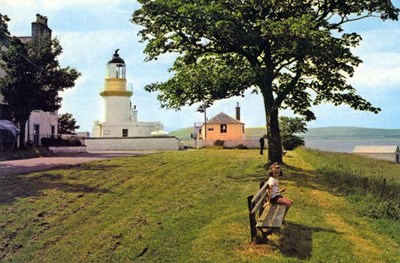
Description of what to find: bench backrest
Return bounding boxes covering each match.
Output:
[247,181,269,241]
[250,182,269,214]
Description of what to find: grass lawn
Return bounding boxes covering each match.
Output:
[0,149,399,262]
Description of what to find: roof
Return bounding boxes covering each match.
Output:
[108,49,125,64]
[206,112,243,124]
[18,36,32,43]
[353,145,399,153]
[0,120,20,137]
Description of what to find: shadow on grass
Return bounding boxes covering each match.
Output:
[277,222,337,260]
[226,173,266,182]
[0,169,110,205]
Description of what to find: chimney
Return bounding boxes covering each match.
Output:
[235,102,240,121]
[32,14,52,40]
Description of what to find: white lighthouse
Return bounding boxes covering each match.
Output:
[93,49,165,137]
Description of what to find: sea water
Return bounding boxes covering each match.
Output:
[304,138,400,153]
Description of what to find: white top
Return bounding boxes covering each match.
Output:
[267,176,280,198]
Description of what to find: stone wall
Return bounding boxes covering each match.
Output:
[48,146,87,154]
[195,138,261,149]
[85,136,182,151]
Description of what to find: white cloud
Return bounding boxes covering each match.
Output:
[350,52,400,89]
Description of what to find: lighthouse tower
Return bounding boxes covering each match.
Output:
[92,49,164,138]
[100,49,134,124]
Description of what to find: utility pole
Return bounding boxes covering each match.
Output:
[197,102,209,141]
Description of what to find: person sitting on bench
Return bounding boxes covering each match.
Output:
[264,162,293,215]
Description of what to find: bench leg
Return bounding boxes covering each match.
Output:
[255,228,274,243]
[247,195,257,242]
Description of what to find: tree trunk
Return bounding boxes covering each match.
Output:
[266,106,283,164]
[259,67,282,164]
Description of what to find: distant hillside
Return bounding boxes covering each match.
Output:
[170,126,400,140]
[169,127,193,140]
[304,127,400,139]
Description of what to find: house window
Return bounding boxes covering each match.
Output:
[51,125,55,136]
[208,128,214,131]
[220,124,227,133]
[122,129,128,137]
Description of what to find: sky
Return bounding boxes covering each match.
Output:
[1,0,400,132]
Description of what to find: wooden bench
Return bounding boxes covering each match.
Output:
[247,181,288,242]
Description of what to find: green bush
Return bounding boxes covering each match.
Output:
[213,140,225,147]
[41,137,82,147]
[281,134,305,150]
[236,144,248,149]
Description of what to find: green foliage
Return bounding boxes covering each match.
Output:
[58,113,80,134]
[280,116,307,150]
[41,137,82,147]
[281,134,304,151]
[213,139,224,147]
[0,28,80,147]
[0,14,11,46]
[236,144,248,149]
[131,0,399,164]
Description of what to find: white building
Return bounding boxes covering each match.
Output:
[92,50,164,137]
[0,14,58,146]
[353,145,399,163]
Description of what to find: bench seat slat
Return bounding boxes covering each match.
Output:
[256,204,286,229]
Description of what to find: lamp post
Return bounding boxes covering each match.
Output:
[197,102,209,140]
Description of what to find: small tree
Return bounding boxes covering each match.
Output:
[58,113,80,134]
[0,18,80,147]
[280,116,307,151]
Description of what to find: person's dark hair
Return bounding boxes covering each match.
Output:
[267,162,283,177]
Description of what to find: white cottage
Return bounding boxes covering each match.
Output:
[352,145,399,163]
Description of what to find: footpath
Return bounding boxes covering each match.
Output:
[0,151,155,176]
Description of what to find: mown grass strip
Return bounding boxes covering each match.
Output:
[0,149,399,262]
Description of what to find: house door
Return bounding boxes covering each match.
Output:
[33,124,40,145]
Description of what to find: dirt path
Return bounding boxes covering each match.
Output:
[0,151,155,176]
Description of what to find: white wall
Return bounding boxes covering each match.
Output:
[26,110,58,145]
[355,153,398,163]
[103,96,131,123]
[85,137,182,151]
[196,138,260,148]
[100,121,162,137]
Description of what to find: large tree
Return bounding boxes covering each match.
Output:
[132,1,399,164]
[0,24,80,147]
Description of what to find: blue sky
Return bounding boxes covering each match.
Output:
[1,0,400,132]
